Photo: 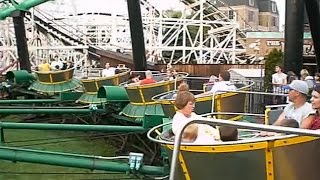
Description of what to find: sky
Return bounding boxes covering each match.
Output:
[275,0,285,30]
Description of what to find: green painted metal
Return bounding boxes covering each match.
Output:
[78,93,107,104]
[0,99,60,104]
[0,122,147,132]
[59,91,83,101]
[97,86,129,102]
[0,0,50,20]
[0,146,167,175]
[6,70,34,84]
[143,114,165,129]
[0,108,104,114]
[121,103,165,119]
[29,78,82,93]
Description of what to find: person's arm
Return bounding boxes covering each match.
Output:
[272,74,276,84]
[272,112,285,126]
[300,114,315,129]
[283,75,288,85]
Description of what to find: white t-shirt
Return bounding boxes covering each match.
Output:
[272,73,287,93]
[210,81,237,93]
[282,102,313,125]
[102,67,116,77]
[172,111,220,144]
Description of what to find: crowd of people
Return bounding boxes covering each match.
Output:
[170,66,320,144]
[272,66,318,95]
[37,60,74,72]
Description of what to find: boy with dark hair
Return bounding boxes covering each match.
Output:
[219,126,238,141]
[280,118,299,128]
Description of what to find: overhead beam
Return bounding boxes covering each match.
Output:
[127,0,147,71]
[305,0,320,72]
[0,0,50,20]
[284,0,305,75]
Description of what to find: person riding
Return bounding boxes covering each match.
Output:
[272,80,314,128]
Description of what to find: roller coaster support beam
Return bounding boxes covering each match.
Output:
[0,146,166,176]
[0,0,50,20]
[11,11,31,71]
[127,0,147,71]
[0,122,146,133]
[0,108,105,114]
[284,0,304,75]
[305,0,320,72]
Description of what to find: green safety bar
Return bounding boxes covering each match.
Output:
[0,146,167,175]
[0,0,50,20]
[0,122,147,132]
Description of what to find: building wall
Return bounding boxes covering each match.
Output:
[217,5,279,31]
[219,5,259,30]
[259,12,279,31]
[246,37,314,57]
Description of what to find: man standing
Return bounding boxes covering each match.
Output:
[102,63,116,77]
[272,65,287,93]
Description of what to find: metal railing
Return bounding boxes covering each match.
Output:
[147,117,320,180]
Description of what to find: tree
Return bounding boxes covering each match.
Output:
[264,48,284,92]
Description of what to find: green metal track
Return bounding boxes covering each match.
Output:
[0,0,50,20]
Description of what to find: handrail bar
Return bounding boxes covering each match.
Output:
[161,117,320,180]
[147,112,265,146]
[265,104,288,109]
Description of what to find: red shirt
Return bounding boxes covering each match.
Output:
[140,78,156,85]
[310,112,320,130]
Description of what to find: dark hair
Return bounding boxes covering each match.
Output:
[129,74,139,80]
[313,84,320,94]
[174,91,195,110]
[279,119,299,128]
[219,126,238,141]
[315,73,320,78]
[219,71,231,81]
[276,65,284,72]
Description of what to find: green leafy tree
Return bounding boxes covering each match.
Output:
[264,48,284,91]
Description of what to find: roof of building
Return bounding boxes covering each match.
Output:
[229,68,265,78]
[214,0,259,8]
[246,32,312,39]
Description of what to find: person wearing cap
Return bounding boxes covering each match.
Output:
[273,80,313,128]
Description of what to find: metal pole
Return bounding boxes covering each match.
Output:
[11,10,31,71]
[127,0,147,71]
[0,108,104,114]
[0,146,166,176]
[0,99,60,104]
[0,122,146,133]
[284,0,305,75]
[305,0,320,72]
